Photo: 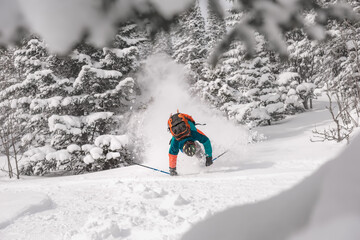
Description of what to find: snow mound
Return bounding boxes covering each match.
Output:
[142,187,168,199]
[71,215,131,240]
[174,195,191,206]
[162,194,191,208]
[0,191,53,229]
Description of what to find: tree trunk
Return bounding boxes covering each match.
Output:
[6,155,13,178]
[14,160,20,179]
[12,143,20,179]
[303,97,309,110]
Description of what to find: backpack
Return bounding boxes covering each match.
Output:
[168,112,195,141]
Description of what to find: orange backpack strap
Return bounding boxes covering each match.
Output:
[181,113,195,124]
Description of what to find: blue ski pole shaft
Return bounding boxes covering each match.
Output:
[213,150,229,162]
[132,162,170,175]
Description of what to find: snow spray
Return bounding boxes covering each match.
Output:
[129,54,249,173]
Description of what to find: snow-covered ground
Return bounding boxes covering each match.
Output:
[0,93,347,239]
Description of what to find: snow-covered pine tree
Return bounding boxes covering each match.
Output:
[13,37,48,77]
[237,50,284,126]
[284,20,322,111]
[0,46,28,178]
[191,5,285,127]
[113,23,150,60]
[101,22,149,74]
[44,24,143,174]
[48,43,101,80]
[206,0,226,52]
[2,23,149,176]
[311,1,360,142]
[151,31,173,56]
[191,5,243,110]
[171,0,207,78]
[0,48,19,89]
[0,38,67,150]
[277,71,305,114]
[0,39,75,175]
[191,0,229,95]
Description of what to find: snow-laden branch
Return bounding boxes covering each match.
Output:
[210,0,360,66]
[0,0,194,53]
[1,0,358,61]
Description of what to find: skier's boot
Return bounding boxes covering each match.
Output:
[169,167,178,176]
[205,156,213,167]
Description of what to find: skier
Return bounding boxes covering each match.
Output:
[168,112,213,176]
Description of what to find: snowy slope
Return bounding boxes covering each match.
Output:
[0,56,348,240]
[182,130,360,240]
[0,94,346,240]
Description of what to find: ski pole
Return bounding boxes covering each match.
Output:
[213,150,229,162]
[132,162,170,175]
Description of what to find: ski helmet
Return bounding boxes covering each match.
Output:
[183,141,196,157]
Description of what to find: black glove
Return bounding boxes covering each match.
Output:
[205,156,213,167]
[169,167,178,176]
